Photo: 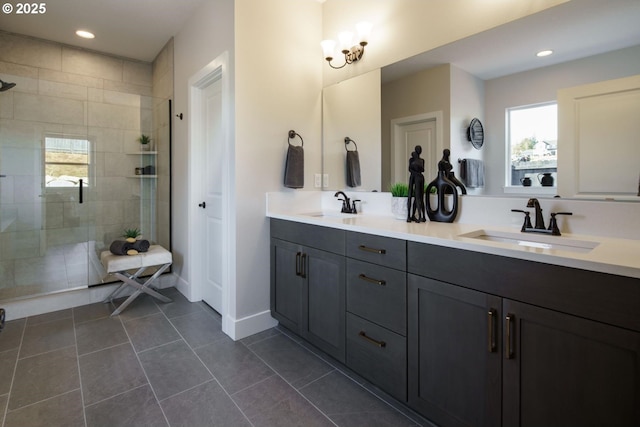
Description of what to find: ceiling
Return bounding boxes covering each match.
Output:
[0,0,207,62]
[0,0,638,70]
[382,0,640,83]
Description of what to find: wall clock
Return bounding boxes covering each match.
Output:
[467,117,484,149]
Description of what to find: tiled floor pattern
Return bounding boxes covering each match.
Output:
[0,287,429,427]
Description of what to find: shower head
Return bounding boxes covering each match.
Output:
[0,79,16,92]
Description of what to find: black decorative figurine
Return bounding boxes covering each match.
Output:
[425,149,460,223]
[439,149,467,195]
[407,145,426,222]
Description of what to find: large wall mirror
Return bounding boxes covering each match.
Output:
[321,0,640,200]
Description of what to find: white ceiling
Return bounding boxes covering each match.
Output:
[382,0,640,83]
[0,0,638,71]
[0,0,206,62]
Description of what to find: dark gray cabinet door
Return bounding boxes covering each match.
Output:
[503,299,640,427]
[270,239,303,333]
[408,274,502,427]
[303,246,346,363]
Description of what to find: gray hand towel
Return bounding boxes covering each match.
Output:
[461,159,485,188]
[346,150,361,187]
[109,240,133,255]
[131,239,150,253]
[284,145,304,188]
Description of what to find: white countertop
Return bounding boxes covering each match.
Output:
[267,209,640,280]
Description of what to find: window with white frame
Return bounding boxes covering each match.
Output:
[507,102,557,187]
[44,136,91,188]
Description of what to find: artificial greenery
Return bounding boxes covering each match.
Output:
[390,182,439,196]
[390,182,409,197]
[123,228,141,239]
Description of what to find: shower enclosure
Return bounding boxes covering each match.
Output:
[0,33,172,302]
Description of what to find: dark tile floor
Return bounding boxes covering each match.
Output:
[0,288,429,427]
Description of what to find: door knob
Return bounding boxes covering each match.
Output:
[198,202,206,208]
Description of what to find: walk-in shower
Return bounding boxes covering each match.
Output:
[0,34,172,303]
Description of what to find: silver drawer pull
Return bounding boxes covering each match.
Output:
[358,245,386,255]
[358,273,386,286]
[358,331,386,348]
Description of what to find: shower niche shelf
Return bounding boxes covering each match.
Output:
[127,151,157,178]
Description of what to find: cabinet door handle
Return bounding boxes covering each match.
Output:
[358,245,386,255]
[358,331,386,348]
[505,313,515,359]
[358,273,386,286]
[488,309,497,353]
[300,253,307,278]
[295,252,301,276]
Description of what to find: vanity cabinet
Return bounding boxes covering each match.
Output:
[408,241,640,427]
[345,232,407,401]
[269,218,640,427]
[408,275,501,427]
[270,219,346,362]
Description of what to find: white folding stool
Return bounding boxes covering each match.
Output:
[101,245,173,316]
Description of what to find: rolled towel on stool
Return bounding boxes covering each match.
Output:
[131,239,150,253]
[110,240,133,256]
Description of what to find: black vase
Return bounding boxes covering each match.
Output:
[538,173,554,187]
[425,171,459,223]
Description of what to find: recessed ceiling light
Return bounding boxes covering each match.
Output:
[75,30,95,39]
[536,49,553,57]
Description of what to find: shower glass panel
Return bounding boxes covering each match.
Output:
[0,124,94,300]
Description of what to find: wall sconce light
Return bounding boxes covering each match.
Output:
[321,22,372,69]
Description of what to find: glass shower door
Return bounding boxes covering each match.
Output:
[0,130,95,301]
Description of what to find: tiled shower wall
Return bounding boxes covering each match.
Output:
[0,31,170,292]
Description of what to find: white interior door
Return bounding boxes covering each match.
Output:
[392,117,437,184]
[199,78,223,313]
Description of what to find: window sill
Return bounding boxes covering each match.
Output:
[503,186,557,196]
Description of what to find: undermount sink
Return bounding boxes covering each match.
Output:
[459,229,599,253]
[301,211,357,218]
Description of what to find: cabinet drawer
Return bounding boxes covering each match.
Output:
[346,232,406,270]
[346,313,407,402]
[271,218,345,255]
[346,258,406,335]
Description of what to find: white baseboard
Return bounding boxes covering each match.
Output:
[223,309,278,341]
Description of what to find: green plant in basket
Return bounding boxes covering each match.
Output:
[390,182,409,197]
[137,134,151,145]
[123,228,141,243]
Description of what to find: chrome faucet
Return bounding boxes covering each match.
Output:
[511,198,572,236]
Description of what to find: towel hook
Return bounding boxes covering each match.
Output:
[288,130,304,147]
[344,137,358,151]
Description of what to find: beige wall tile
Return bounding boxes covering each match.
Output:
[123,60,152,86]
[87,87,104,103]
[89,127,123,153]
[62,47,123,81]
[14,93,85,126]
[39,69,103,89]
[103,79,152,97]
[0,32,62,70]
[0,61,39,79]
[44,203,64,229]
[87,102,141,130]
[39,80,88,101]
[0,92,14,119]
[103,90,142,108]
